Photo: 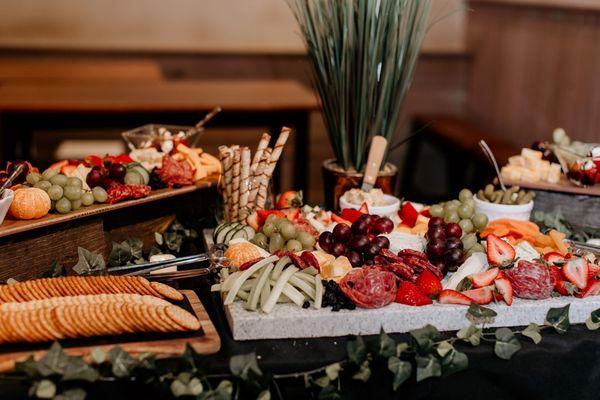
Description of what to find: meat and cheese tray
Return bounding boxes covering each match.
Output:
[0,275,220,371]
[206,130,600,340]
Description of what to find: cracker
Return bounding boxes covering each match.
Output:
[106,302,132,334]
[40,306,64,340]
[133,277,161,297]
[53,306,78,338]
[116,276,138,294]
[13,282,34,302]
[150,282,184,301]
[28,309,52,342]
[164,306,201,331]
[28,280,48,300]
[6,284,26,303]
[140,304,170,333]
[0,285,13,302]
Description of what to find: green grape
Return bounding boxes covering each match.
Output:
[445,212,460,224]
[459,219,474,234]
[444,202,458,215]
[47,185,64,201]
[462,198,476,210]
[92,187,108,203]
[461,233,478,250]
[286,239,303,252]
[34,180,52,191]
[63,185,83,201]
[472,213,489,230]
[269,233,285,253]
[81,192,94,206]
[49,174,68,187]
[251,233,269,249]
[26,173,41,185]
[265,214,279,224]
[262,222,277,237]
[66,177,82,188]
[71,199,82,211]
[458,204,474,219]
[429,204,444,217]
[458,188,473,202]
[450,199,461,207]
[469,243,486,254]
[280,222,297,240]
[297,231,315,249]
[41,168,58,180]
[55,197,72,214]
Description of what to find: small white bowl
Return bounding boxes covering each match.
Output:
[339,194,400,218]
[474,195,533,222]
[0,189,14,225]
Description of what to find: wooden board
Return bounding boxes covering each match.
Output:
[0,179,217,239]
[504,178,600,197]
[0,290,220,372]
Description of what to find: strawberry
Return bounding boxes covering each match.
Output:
[576,280,600,298]
[331,214,351,226]
[341,208,364,223]
[462,286,493,305]
[358,202,370,214]
[281,207,300,222]
[399,202,419,228]
[547,265,572,296]
[544,252,566,266]
[246,211,260,231]
[84,155,103,167]
[486,234,516,267]
[562,257,589,289]
[438,289,473,305]
[48,160,68,171]
[276,190,303,209]
[494,278,513,305]
[419,208,431,218]
[469,268,499,288]
[415,270,442,299]
[60,164,77,175]
[256,209,285,225]
[588,262,600,280]
[395,281,432,306]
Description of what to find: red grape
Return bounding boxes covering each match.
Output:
[358,214,374,226]
[444,248,464,266]
[331,242,346,257]
[345,250,362,268]
[365,259,374,266]
[373,217,394,234]
[434,260,448,275]
[318,231,334,252]
[351,219,369,235]
[445,223,462,239]
[426,226,446,242]
[428,217,445,228]
[372,236,390,249]
[86,167,105,188]
[333,223,352,242]
[426,240,446,259]
[364,243,381,258]
[109,163,126,180]
[445,237,463,251]
[349,235,369,251]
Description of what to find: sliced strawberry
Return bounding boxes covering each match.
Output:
[562,257,589,289]
[494,278,513,305]
[288,252,308,269]
[246,211,260,231]
[238,257,264,271]
[256,209,285,225]
[486,234,516,267]
[395,281,432,306]
[358,202,370,214]
[399,202,419,228]
[276,191,303,209]
[281,207,300,222]
[588,263,600,280]
[331,214,351,226]
[469,268,499,288]
[84,155,103,167]
[419,208,431,218]
[60,164,77,175]
[340,208,364,223]
[49,160,68,171]
[438,289,473,305]
[576,280,600,298]
[300,251,320,271]
[544,252,566,266]
[462,286,493,305]
[112,154,133,164]
[415,270,442,299]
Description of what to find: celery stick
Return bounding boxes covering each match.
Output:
[262,266,299,313]
[288,276,316,300]
[246,263,274,311]
[224,256,277,305]
[272,256,291,280]
[314,275,323,309]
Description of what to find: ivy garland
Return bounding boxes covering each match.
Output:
[1,304,598,400]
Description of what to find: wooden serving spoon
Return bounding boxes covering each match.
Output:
[361,135,388,192]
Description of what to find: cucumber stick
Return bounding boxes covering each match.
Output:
[314,275,323,309]
[246,263,274,311]
[272,257,290,280]
[260,279,271,308]
[224,256,277,305]
[262,266,299,313]
[288,276,316,300]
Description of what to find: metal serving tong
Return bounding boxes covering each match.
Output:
[569,241,600,256]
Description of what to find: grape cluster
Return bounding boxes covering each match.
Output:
[318,214,393,268]
[26,169,107,214]
[251,215,316,253]
[428,189,488,234]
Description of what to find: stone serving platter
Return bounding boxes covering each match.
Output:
[225,297,600,340]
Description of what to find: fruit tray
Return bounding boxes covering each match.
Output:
[225,296,600,340]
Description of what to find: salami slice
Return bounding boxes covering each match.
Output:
[504,260,554,299]
[339,266,397,309]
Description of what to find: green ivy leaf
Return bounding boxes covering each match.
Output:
[457,325,482,346]
[439,345,468,377]
[466,304,497,324]
[73,247,106,275]
[545,304,570,334]
[436,341,453,358]
[42,261,66,278]
[396,343,410,357]
[62,356,99,382]
[90,347,106,365]
[109,347,138,378]
[164,232,183,252]
[325,363,342,381]
[415,354,442,382]
[154,232,164,246]
[317,385,341,400]
[314,375,330,388]
[108,241,132,267]
[137,352,156,370]
[15,355,38,377]
[37,342,70,376]
[347,335,367,365]
[54,388,86,400]
[387,356,412,391]
[352,360,371,382]
[35,379,56,399]
[494,328,522,360]
[126,237,144,260]
[410,325,439,353]
[522,323,542,344]
[257,389,271,400]
[229,352,262,382]
[378,328,396,358]
[170,380,188,397]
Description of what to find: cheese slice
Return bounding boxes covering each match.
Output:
[320,256,352,280]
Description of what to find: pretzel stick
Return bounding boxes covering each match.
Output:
[238,147,251,221]
[218,145,233,221]
[230,148,241,220]
[256,127,290,209]
[249,148,271,209]
[250,133,271,177]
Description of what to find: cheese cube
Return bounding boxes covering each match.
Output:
[521,148,543,160]
[508,155,525,166]
[521,168,541,182]
[547,163,562,183]
[501,166,522,181]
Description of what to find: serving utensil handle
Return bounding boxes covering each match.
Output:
[362,135,387,191]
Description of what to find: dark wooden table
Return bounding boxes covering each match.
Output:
[0,79,319,196]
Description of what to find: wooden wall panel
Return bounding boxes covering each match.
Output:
[466,2,600,146]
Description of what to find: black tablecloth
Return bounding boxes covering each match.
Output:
[2,280,600,400]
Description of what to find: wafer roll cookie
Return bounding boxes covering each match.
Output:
[256,127,290,209]
[238,147,251,221]
[250,133,271,177]
[230,148,241,220]
[218,146,233,221]
[250,149,271,209]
